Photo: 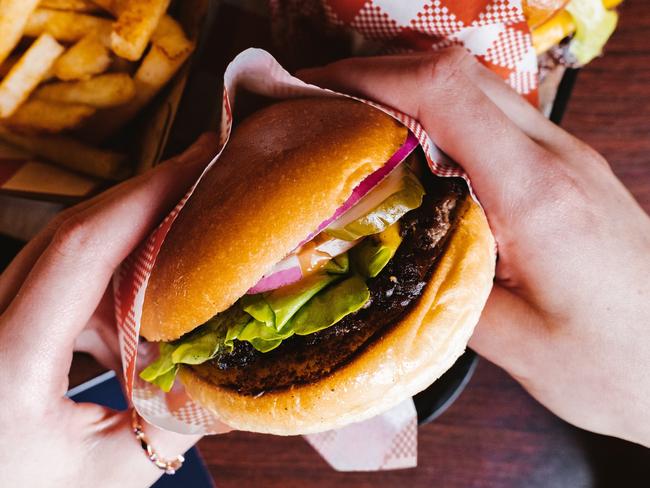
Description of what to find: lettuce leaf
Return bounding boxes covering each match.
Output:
[326,168,424,241]
[324,252,349,274]
[226,272,342,352]
[566,0,618,65]
[138,310,240,390]
[139,270,358,388]
[291,275,370,336]
[351,222,402,278]
[263,273,339,328]
[139,343,179,392]
[151,364,178,392]
[225,318,290,353]
[226,274,370,350]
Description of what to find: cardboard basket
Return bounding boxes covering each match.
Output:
[0,0,219,203]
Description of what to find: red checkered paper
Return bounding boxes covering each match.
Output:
[113,47,487,469]
[271,0,538,99]
[306,398,418,470]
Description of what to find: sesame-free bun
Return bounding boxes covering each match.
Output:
[141,97,407,341]
[140,96,496,435]
[179,196,495,435]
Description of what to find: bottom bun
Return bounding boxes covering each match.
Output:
[179,196,496,435]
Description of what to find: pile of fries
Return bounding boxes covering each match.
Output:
[0,0,194,180]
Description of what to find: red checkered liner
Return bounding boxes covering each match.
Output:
[271,0,538,99]
[306,397,418,471]
[113,48,486,469]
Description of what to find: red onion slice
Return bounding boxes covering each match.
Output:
[248,254,302,294]
[248,131,418,294]
[247,236,358,295]
[315,237,359,256]
[297,131,418,247]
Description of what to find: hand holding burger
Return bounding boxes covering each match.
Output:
[0,135,217,487]
[299,48,650,447]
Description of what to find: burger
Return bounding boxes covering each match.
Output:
[138,97,495,435]
[525,0,621,64]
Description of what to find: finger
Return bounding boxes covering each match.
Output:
[62,402,203,487]
[299,50,575,155]
[454,58,574,152]
[99,409,202,487]
[469,284,549,383]
[74,290,122,373]
[297,48,554,222]
[0,196,107,314]
[0,133,218,392]
[452,54,596,162]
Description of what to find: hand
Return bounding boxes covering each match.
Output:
[0,133,218,486]
[299,48,650,447]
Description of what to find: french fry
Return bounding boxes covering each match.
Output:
[151,14,195,59]
[84,16,193,141]
[0,55,19,78]
[3,98,95,132]
[39,0,101,13]
[0,34,64,118]
[34,73,135,108]
[89,0,124,14]
[110,0,170,61]
[25,8,112,44]
[0,125,129,180]
[132,15,194,99]
[0,0,41,66]
[1,54,56,81]
[110,56,137,75]
[53,34,111,81]
[0,0,188,185]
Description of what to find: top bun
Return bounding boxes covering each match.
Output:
[141,97,407,341]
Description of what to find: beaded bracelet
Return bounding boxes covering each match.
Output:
[131,408,185,475]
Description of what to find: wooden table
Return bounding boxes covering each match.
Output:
[196,1,650,487]
[65,1,650,486]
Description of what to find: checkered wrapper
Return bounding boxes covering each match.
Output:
[113,47,485,470]
[271,0,538,100]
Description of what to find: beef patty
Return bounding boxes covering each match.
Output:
[191,172,468,395]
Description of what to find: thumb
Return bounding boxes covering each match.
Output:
[73,402,202,486]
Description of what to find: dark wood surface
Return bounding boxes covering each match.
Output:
[563,0,650,212]
[65,1,650,486]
